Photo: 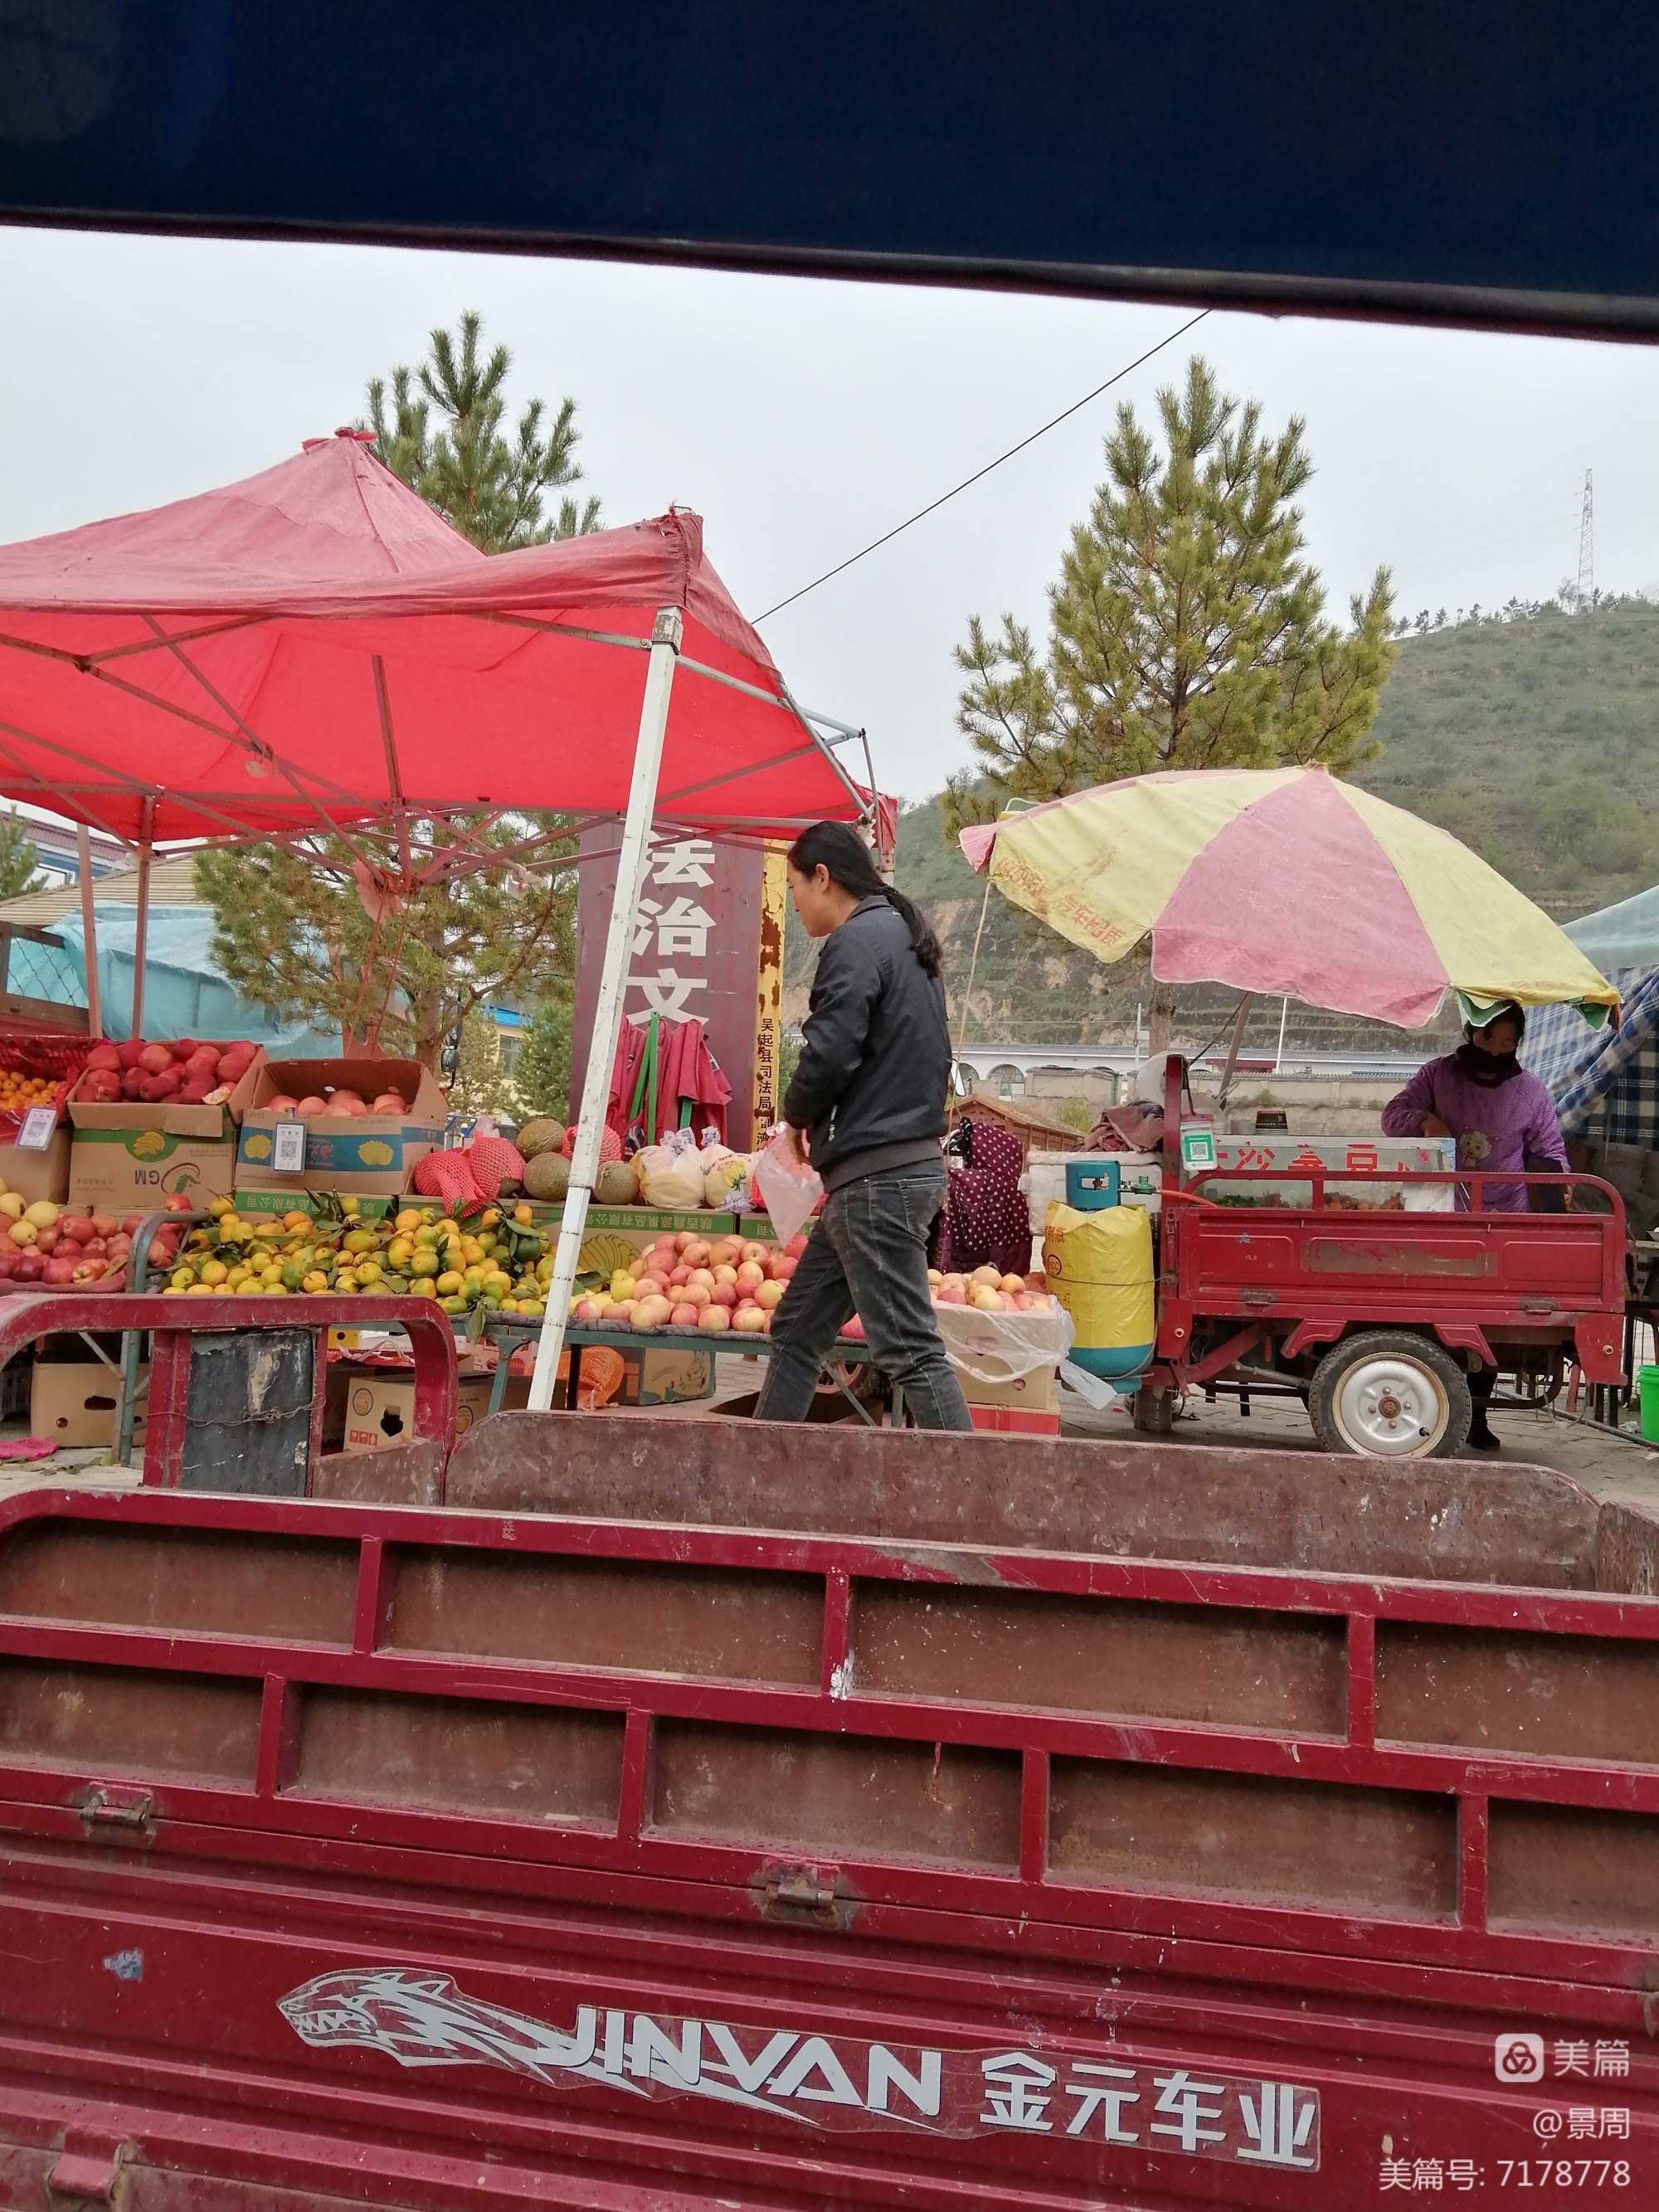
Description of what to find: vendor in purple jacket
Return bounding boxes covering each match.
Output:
[1382,1003,1567,1453]
[1382,1002,1567,1214]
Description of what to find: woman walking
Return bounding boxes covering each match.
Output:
[756,822,972,1430]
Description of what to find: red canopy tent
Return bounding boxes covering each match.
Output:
[0,430,864,848]
[0,430,873,1403]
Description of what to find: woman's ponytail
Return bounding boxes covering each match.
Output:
[786,821,943,978]
[878,884,942,979]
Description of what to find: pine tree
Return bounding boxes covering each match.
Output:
[949,356,1397,1044]
[777,1029,802,1101]
[448,1010,516,1118]
[511,996,573,1120]
[951,357,1395,826]
[193,815,577,1071]
[0,811,42,901]
[362,310,601,549]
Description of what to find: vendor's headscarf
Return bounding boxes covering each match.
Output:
[937,1118,1031,1281]
[1456,1000,1526,1087]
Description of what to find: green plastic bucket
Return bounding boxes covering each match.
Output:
[1641,1367,1659,1444]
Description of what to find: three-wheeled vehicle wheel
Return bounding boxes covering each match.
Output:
[1307,1330,1473,1458]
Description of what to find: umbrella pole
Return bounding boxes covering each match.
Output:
[528,607,684,1411]
[1215,993,1253,1111]
[75,826,103,1038]
[131,815,153,1039]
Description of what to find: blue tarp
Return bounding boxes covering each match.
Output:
[24,903,336,1053]
[1560,885,1659,973]
[1527,886,1659,1145]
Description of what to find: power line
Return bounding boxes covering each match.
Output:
[753,308,1212,625]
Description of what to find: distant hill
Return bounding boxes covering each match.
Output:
[786,601,1659,1054]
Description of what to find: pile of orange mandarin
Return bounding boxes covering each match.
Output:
[0,1071,59,1111]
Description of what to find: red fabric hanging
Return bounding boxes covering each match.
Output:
[654,1018,732,1144]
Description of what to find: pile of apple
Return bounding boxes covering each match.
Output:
[931,1265,1053,1312]
[571,1230,807,1336]
[76,1038,259,1108]
[835,1267,1056,1342]
[0,1195,182,1289]
[264,1086,408,1117]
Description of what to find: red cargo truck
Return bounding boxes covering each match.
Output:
[0,1309,1650,2211]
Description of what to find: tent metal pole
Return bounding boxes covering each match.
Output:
[75,826,103,1038]
[778,681,868,815]
[795,705,866,744]
[131,815,153,1039]
[528,605,684,1411]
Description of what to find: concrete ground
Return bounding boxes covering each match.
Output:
[1060,1381,1659,1514]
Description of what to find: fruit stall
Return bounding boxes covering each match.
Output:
[0,443,887,1438]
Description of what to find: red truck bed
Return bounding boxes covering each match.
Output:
[1155,1170,1628,1392]
[0,1414,1652,2208]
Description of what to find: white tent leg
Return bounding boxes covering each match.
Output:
[75,825,102,1038]
[529,606,684,1410]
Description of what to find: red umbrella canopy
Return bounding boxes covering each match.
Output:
[0,432,862,851]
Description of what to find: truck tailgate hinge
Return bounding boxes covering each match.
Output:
[76,1786,153,1840]
[756,1860,849,1930]
[47,2129,134,2206]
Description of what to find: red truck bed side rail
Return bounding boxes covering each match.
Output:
[0,1291,458,1498]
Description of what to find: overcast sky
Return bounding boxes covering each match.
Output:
[2,224,1653,802]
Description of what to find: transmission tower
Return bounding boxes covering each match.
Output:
[1577,469,1594,609]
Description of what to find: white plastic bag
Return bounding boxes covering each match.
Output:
[635,1141,707,1210]
[703,1146,754,1211]
[932,1300,1074,1386]
[1059,1359,1123,1410]
[752,1132,824,1245]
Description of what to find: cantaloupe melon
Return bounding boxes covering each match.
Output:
[523,1151,572,1202]
[518,1116,566,1160]
[594,1160,640,1207]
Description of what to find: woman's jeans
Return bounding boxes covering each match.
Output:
[754,1159,973,1430]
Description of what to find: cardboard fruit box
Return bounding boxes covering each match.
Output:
[0,1029,91,1206]
[0,1028,90,1140]
[30,1336,149,1451]
[337,1368,530,1454]
[68,1043,265,1140]
[236,1059,447,1198]
[69,1128,236,1212]
[0,1128,71,1206]
[67,1042,265,1211]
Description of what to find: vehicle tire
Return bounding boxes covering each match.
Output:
[1307,1330,1472,1459]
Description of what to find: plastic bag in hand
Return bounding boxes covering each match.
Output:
[752,1132,824,1245]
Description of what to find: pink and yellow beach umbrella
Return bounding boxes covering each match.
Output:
[957,765,1616,1029]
